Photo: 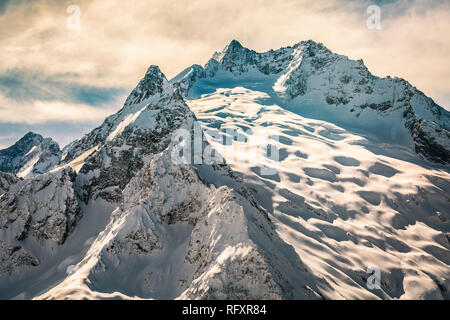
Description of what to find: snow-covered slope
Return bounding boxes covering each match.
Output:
[38,151,320,300]
[0,132,61,179]
[0,65,321,300]
[187,86,450,299]
[0,40,448,300]
[171,40,450,164]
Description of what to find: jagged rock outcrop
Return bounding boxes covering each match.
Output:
[0,167,82,245]
[0,241,39,275]
[38,149,319,300]
[59,66,193,204]
[0,172,19,194]
[0,167,81,281]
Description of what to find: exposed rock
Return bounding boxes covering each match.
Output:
[0,167,82,245]
[0,172,19,194]
[0,241,39,275]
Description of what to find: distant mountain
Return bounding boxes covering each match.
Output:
[171,40,450,164]
[0,132,61,178]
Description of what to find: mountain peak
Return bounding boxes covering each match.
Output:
[145,65,164,78]
[222,39,247,55]
[19,132,44,144]
[0,132,61,178]
[299,39,320,47]
[22,131,43,139]
[294,40,331,56]
[211,39,251,63]
[124,65,172,106]
[226,39,244,50]
[2,132,43,153]
[170,39,450,164]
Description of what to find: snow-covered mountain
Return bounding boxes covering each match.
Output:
[0,65,320,300]
[172,40,449,164]
[187,86,450,299]
[0,40,449,300]
[0,132,61,178]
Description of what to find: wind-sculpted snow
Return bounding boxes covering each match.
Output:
[60,66,176,165]
[188,86,450,299]
[171,40,450,164]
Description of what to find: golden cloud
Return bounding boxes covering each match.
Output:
[0,0,449,109]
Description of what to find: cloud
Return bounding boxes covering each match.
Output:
[0,0,449,109]
[0,91,123,125]
[0,68,128,129]
[0,69,128,105]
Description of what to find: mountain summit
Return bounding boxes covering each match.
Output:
[172,40,450,164]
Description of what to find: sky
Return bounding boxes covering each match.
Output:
[0,0,449,148]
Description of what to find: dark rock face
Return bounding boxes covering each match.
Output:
[0,241,39,275]
[77,145,146,203]
[172,40,295,96]
[0,172,19,194]
[74,98,191,203]
[124,66,170,106]
[218,40,258,73]
[105,227,161,256]
[404,107,450,164]
[60,120,115,165]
